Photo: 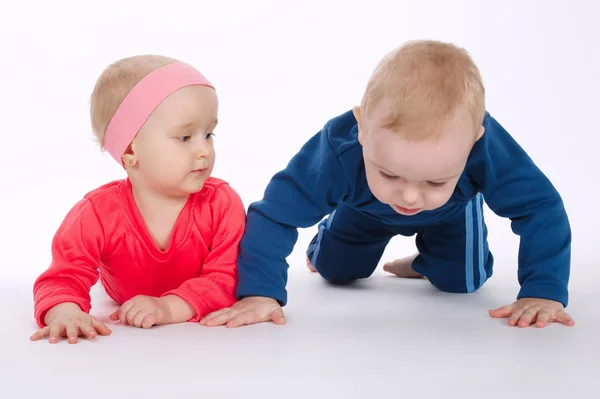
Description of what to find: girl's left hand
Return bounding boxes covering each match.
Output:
[109,295,173,328]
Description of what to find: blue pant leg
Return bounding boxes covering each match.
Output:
[412,193,494,293]
[306,203,396,284]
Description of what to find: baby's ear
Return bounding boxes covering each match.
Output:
[122,143,138,167]
[353,106,365,144]
[476,125,485,140]
[352,106,362,126]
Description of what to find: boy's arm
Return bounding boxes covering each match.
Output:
[161,185,247,322]
[33,199,103,327]
[236,124,351,306]
[468,113,571,307]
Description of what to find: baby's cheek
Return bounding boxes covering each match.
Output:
[427,190,454,210]
[364,173,384,199]
[152,162,175,180]
[374,183,394,205]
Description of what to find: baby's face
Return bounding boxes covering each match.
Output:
[128,85,218,197]
[357,105,482,216]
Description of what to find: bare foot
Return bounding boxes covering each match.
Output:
[383,253,424,278]
[306,257,317,272]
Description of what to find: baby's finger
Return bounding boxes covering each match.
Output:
[132,310,149,328]
[489,304,514,319]
[91,319,112,336]
[269,308,286,325]
[118,301,135,325]
[227,310,260,328]
[126,308,143,326]
[508,309,524,327]
[66,323,80,344]
[517,308,538,328]
[141,314,157,329]
[200,308,233,325]
[48,323,65,344]
[203,309,244,327]
[79,322,99,340]
[30,326,50,341]
[536,309,551,328]
[109,309,120,321]
[555,310,575,326]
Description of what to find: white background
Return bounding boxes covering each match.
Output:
[0,1,598,398]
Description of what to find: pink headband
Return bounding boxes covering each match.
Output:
[103,62,214,166]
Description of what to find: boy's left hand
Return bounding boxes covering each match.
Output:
[109,295,173,328]
[489,298,574,328]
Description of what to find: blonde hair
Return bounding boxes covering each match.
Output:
[90,54,179,149]
[360,40,485,139]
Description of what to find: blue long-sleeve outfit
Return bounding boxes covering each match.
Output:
[236,110,571,307]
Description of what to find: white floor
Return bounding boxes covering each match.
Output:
[0,258,596,399]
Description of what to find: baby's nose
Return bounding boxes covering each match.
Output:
[196,149,208,159]
[402,189,419,205]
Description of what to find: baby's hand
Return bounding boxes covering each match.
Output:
[109,295,172,328]
[489,297,575,328]
[30,302,112,344]
[199,296,286,328]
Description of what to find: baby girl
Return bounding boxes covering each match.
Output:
[30,55,246,344]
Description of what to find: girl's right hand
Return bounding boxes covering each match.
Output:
[30,302,112,344]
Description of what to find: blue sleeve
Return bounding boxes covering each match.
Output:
[236,125,351,305]
[468,113,571,307]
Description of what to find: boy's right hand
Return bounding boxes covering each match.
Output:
[30,302,112,344]
[199,296,286,328]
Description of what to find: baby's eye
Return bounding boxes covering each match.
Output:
[379,171,398,180]
[427,181,446,188]
[178,135,191,142]
[205,133,215,140]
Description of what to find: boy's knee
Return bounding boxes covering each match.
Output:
[321,274,357,285]
[315,263,355,284]
[428,276,487,294]
[415,249,493,295]
[314,262,372,284]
